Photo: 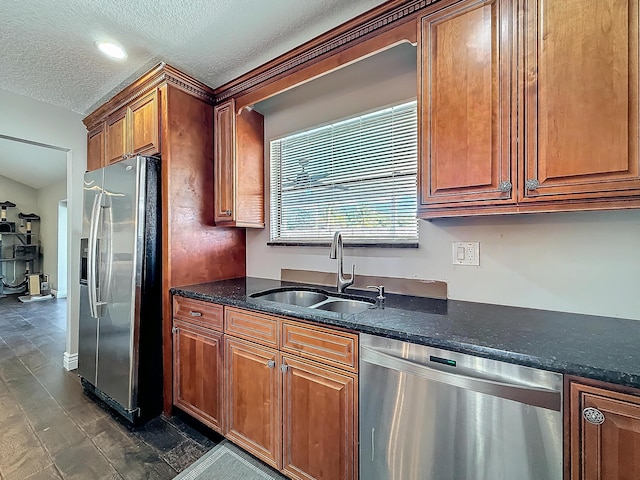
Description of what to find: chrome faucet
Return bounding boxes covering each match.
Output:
[329,231,355,293]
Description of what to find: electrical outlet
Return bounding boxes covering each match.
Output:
[452,242,480,266]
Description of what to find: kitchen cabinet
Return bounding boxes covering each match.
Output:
[86,123,105,171]
[213,99,265,228]
[568,378,640,480]
[105,90,159,165]
[521,0,640,203]
[418,0,640,218]
[172,296,224,433]
[173,320,224,433]
[419,0,515,211]
[282,355,357,480]
[225,336,282,469]
[222,305,358,479]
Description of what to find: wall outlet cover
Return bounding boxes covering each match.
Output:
[452,242,480,266]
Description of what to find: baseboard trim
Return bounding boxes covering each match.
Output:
[63,352,78,371]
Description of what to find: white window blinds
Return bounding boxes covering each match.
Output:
[270,101,418,245]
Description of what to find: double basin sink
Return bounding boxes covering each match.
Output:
[250,287,376,314]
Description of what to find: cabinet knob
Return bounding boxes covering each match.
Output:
[266,360,276,369]
[171,326,178,334]
[280,364,289,373]
[224,209,232,216]
[583,407,605,425]
[525,179,540,191]
[189,311,202,317]
[498,181,512,193]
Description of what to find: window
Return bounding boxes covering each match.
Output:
[269,100,418,245]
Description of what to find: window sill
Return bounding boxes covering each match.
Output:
[267,241,419,249]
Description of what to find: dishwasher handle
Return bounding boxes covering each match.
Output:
[360,345,561,412]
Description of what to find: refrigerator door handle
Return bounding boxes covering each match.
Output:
[87,192,102,318]
[99,194,114,314]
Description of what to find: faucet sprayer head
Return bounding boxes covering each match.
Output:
[329,231,341,259]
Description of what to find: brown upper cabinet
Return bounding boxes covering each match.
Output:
[521,0,640,203]
[86,89,159,171]
[213,99,265,228]
[419,0,515,211]
[105,90,160,166]
[86,123,105,172]
[418,0,640,218]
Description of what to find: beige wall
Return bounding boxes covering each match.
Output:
[0,88,86,368]
[0,175,38,283]
[0,175,38,216]
[37,179,67,292]
[247,45,640,321]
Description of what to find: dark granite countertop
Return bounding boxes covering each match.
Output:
[171,277,640,390]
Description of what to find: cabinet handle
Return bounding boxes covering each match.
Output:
[280,364,289,373]
[189,311,202,317]
[583,407,605,425]
[267,360,276,369]
[498,181,512,193]
[525,179,540,191]
[172,326,178,334]
[224,209,232,216]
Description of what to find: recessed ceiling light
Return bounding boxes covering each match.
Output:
[97,42,127,60]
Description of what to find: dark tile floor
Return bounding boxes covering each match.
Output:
[0,295,220,480]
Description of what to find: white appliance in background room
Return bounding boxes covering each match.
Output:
[78,156,162,423]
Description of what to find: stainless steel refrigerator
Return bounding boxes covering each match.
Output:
[79,155,162,423]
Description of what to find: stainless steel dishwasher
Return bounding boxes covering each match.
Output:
[360,333,563,480]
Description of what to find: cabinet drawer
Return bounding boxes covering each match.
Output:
[173,296,223,331]
[281,321,358,373]
[224,307,279,348]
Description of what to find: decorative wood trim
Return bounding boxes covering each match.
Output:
[215,0,444,102]
[83,63,215,130]
[419,196,640,219]
[224,306,279,348]
[234,21,417,110]
[281,321,358,373]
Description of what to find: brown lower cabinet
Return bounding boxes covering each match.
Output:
[224,336,282,469]
[282,355,357,480]
[568,377,640,480]
[172,319,224,434]
[172,298,358,480]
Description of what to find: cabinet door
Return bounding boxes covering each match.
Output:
[522,0,640,201]
[87,124,105,171]
[225,336,281,469]
[130,90,159,156]
[172,321,224,433]
[282,355,357,480]
[570,381,640,479]
[105,107,128,165]
[419,0,515,212]
[214,100,236,223]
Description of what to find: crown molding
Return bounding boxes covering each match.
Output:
[215,0,441,102]
[83,63,215,129]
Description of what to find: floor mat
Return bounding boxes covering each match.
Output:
[174,440,286,480]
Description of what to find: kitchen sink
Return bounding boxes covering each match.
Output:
[313,299,372,314]
[254,290,328,307]
[250,287,376,314]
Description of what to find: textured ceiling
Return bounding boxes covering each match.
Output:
[0,0,389,115]
[0,137,67,190]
